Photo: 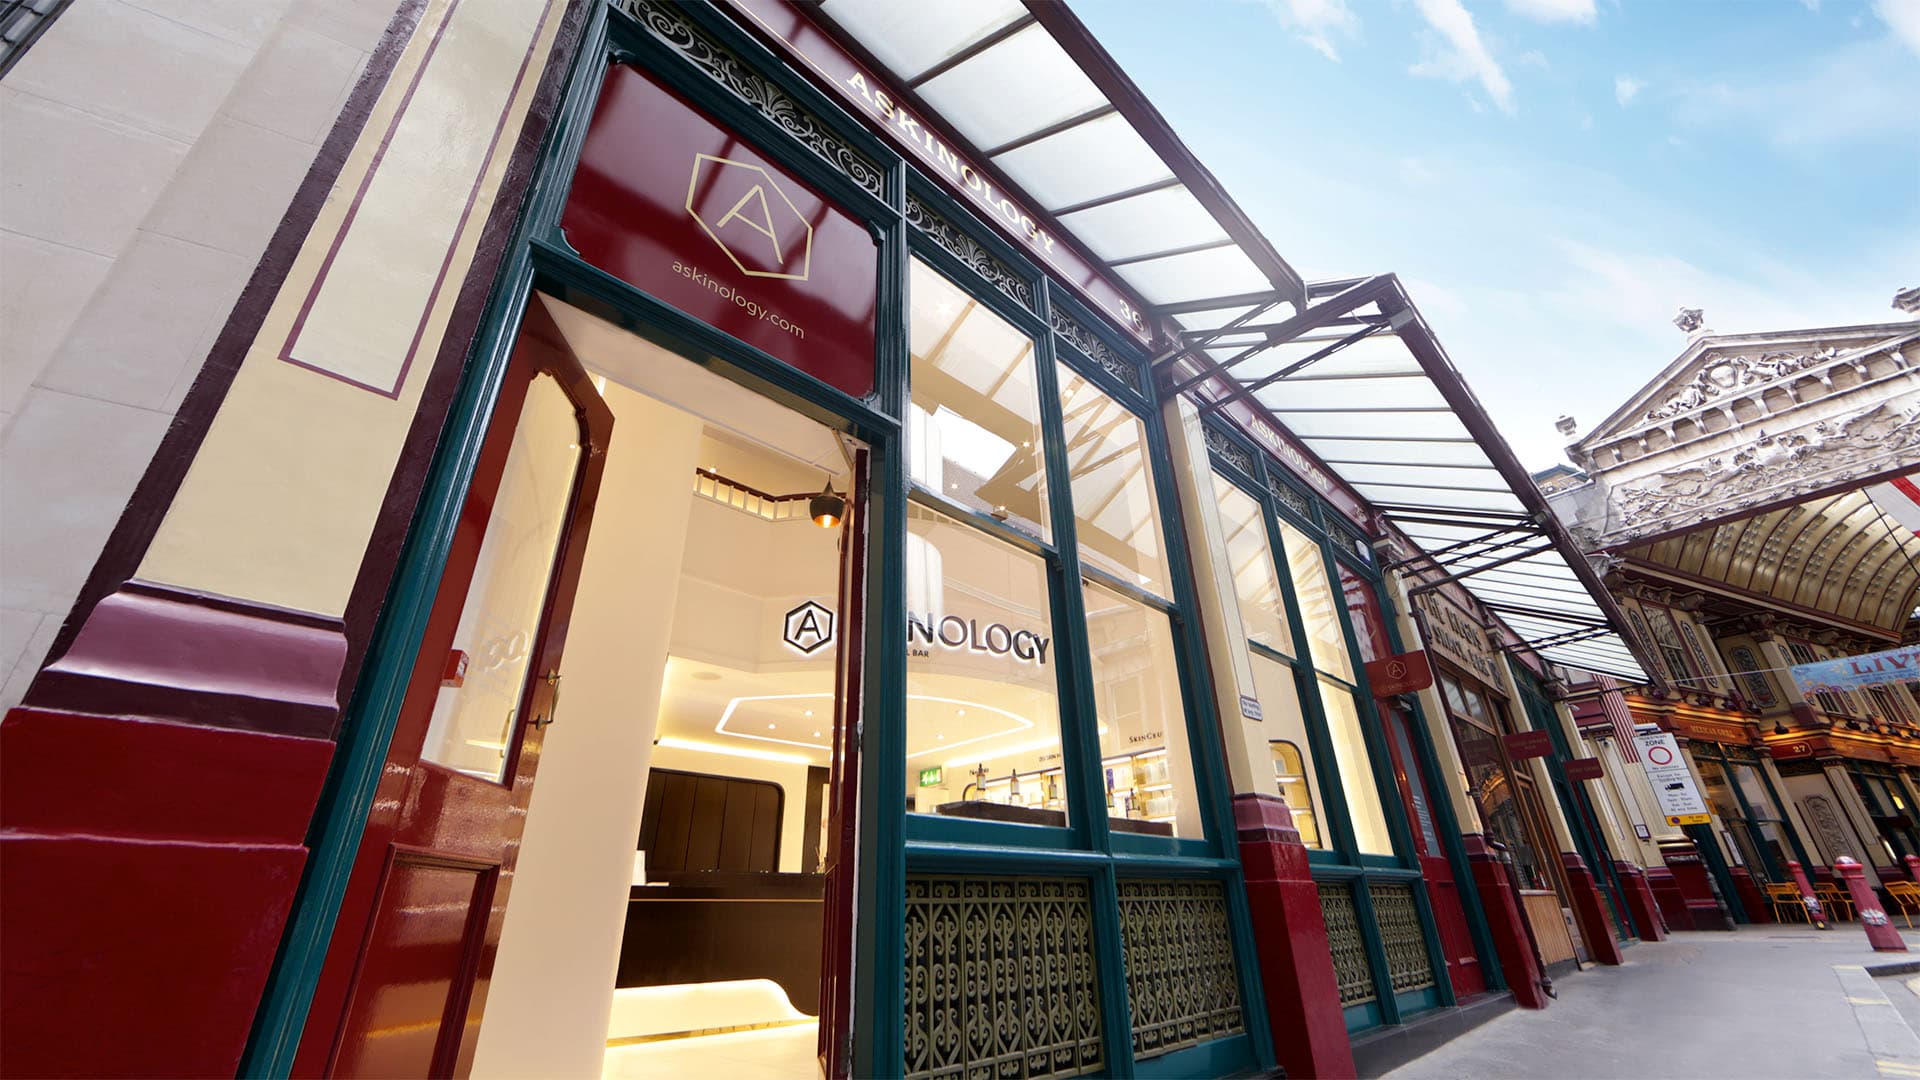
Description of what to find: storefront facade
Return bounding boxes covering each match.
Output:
[2,2,1661,1077]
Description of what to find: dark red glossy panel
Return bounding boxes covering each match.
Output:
[1,832,306,1078]
[332,853,500,1078]
[1460,833,1547,1009]
[563,64,877,398]
[1,707,331,842]
[1424,870,1486,997]
[1612,860,1669,941]
[1560,853,1624,964]
[1232,794,1356,1080]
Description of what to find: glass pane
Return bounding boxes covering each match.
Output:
[909,260,1050,538]
[1251,653,1322,848]
[1213,474,1292,655]
[906,504,1066,827]
[1278,521,1352,681]
[1084,579,1203,839]
[1058,364,1169,597]
[1319,678,1394,855]
[1696,758,1744,822]
[1339,564,1391,666]
[421,373,583,782]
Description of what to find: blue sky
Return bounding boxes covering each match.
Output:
[1074,0,1920,468]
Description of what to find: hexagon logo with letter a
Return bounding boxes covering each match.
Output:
[687,153,812,281]
[783,600,835,655]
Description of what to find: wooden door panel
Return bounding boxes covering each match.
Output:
[333,852,499,1079]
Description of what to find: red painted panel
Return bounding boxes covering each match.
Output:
[331,853,501,1078]
[1461,833,1547,1009]
[1364,650,1433,697]
[1232,794,1356,1080]
[1563,757,1605,781]
[562,64,877,398]
[1611,861,1669,941]
[1,833,306,1078]
[1424,869,1486,997]
[1559,853,1624,965]
[1,708,331,842]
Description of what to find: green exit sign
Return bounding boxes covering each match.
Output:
[917,767,944,788]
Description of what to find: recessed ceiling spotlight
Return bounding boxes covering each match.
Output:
[812,730,823,738]
[767,723,777,730]
[803,709,815,718]
[956,708,967,717]
[936,733,945,740]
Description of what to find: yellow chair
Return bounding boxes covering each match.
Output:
[1886,882,1920,929]
[1816,882,1855,921]
[1764,881,1808,923]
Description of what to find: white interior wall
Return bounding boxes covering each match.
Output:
[470,383,701,1079]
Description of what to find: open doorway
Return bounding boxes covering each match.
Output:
[463,295,861,1080]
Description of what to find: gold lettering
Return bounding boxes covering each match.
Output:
[715,185,783,261]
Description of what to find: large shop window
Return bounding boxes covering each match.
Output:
[1083,579,1202,837]
[908,260,1051,539]
[1058,364,1170,597]
[1212,473,1292,653]
[903,504,1068,824]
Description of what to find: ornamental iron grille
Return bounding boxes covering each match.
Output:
[1317,881,1378,1006]
[903,876,1104,1079]
[905,192,1036,311]
[1371,883,1438,993]
[1270,474,1314,523]
[1203,423,1255,478]
[1051,305,1140,391]
[1115,878,1246,1058]
[617,0,884,198]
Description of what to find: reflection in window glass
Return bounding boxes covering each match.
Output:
[1058,365,1169,597]
[1319,678,1394,855]
[1279,522,1352,681]
[1339,563,1391,666]
[1213,474,1292,655]
[908,260,1050,538]
[1249,653,1323,847]
[904,505,1067,826]
[421,373,583,782]
[1083,580,1203,839]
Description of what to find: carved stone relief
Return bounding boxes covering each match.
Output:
[1644,347,1837,421]
[1601,401,1920,543]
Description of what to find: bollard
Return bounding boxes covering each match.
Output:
[1835,857,1908,952]
[1905,854,1920,883]
[1786,860,1830,930]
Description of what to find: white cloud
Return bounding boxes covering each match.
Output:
[1504,0,1597,24]
[1877,0,1920,56]
[1671,36,1920,147]
[1614,75,1645,105]
[1409,0,1515,113]
[1260,0,1360,61]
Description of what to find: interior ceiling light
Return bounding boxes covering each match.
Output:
[810,478,845,529]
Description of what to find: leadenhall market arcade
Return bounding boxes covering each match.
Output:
[0,1,1666,1077]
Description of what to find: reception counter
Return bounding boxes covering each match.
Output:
[618,871,825,1014]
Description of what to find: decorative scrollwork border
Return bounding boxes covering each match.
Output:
[1053,306,1140,391]
[905,192,1035,311]
[1203,423,1255,478]
[616,0,884,199]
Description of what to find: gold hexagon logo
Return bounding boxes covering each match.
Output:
[686,153,812,281]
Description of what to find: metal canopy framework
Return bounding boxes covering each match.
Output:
[810,0,1650,684]
[1158,274,1650,683]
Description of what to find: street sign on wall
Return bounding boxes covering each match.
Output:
[1365,650,1434,697]
[1632,730,1711,826]
[1564,757,1605,781]
[1502,730,1555,760]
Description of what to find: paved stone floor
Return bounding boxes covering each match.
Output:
[1384,926,1920,1079]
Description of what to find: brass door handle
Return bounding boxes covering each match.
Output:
[533,670,562,727]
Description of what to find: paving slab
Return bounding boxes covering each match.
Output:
[1382,927,1920,1079]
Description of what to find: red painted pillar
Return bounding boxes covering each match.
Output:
[1611,860,1668,942]
[1656,838,1734,931]
[1559,852,1623,964]
[1235,794,1357,1079]
[1729,867,1771,924]
[1836,858,1909,952]
[1460,834,1546,1009]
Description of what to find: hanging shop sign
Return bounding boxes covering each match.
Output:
[562,64,878,398]
[1414,591,1500,682]
[1632,729,1711,826]
[1502,730,1554,760]
[1365,650,1434,697]
[1563,757,1605,781]
[721,0,1155,346]
[1788,643,1920,696]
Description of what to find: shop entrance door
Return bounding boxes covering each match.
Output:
[293,310,615,1077]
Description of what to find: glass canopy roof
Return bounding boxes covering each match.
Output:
[810,0,1649,684]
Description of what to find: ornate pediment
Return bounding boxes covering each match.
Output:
[1596,400,1920,546]
[1643,346,1836,420]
